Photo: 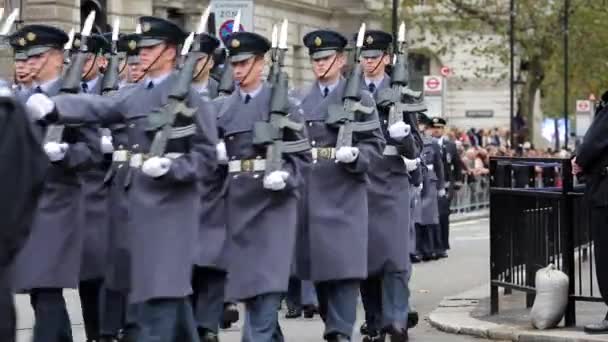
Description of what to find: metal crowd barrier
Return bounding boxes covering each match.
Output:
[488,157,602,327]
[450,174,490,214]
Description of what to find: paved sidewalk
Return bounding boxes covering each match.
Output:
[429,284,608,342]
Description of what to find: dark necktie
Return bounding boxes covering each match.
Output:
[368,82,376,93]
[34,86,43,94]
[147,81,154,89]
[81,82,88,93]
[323,87,329,98]
[244,94,252,104]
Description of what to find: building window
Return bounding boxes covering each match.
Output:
[81,0,108,33]
[409,52,430,91]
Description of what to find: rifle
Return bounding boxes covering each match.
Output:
[377,22,426,158]
[44,11,96,144]
[217,10,240,97]
[147,7,212,157]
[327,23,379,149]
[251,20,309,177]
[100,19,121,95]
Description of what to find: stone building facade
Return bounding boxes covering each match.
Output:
[0,0,512,130]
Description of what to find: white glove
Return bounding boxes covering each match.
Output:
[263,170,289,191]
[388,121,411,140]
[336,146,359,164]
[101,136,114,154]
[44,142,68,162]
[438,189,447,197]
[141,157,171,178]
[26,93,55,120]
[216,141,228,162]
[403,157,419,172]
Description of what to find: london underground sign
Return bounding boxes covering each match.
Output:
[424,76,443,94]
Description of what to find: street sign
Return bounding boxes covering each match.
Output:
[576,100,592,114]
[424,75,443,95]
[211,0,254,44]
[589,93,596,101]
[440,66,451,77]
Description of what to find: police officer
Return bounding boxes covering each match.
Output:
[214,30,310,342]
[357,29,412,342]
[428,117,462,258]
[27,16,219,341]
[12,24,95,342]
[573,99,608,334]
[414,116,446,261]
[296,29,385,341]
[189,32,228,342]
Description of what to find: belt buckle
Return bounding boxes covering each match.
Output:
[319,148,331,159]
[130,154,143,168]
[241,159,254,172]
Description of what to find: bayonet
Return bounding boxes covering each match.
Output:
[135,23,142,34]
[197,5,212,34]
[181,32,194,56]
[64,28,75,50]
[111,18,120,42]
[0,8,5,22]
[271,24,278,49]
[232,10,241,33]
[0,8,19,36]
[279,19,288,50]
[81,10,96,37]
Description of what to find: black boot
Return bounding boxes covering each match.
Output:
[584,320,608,334]
[285,307,302,319]
[407,310,419,328]
[382,324,409,342]
[221,303,239,329]
[302,304,318,318]
[327,333,350,342]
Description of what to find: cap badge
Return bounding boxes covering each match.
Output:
[231,39,240,48]
[314,36,322,47]
[18,37,26,46]
[26,32,36,42]
[128,40,137,51]
[366,35,374,45]
[142,22,151,33]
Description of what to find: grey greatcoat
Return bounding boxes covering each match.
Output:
[363,75,411,275]
[216,84,310,301]
[79,79,111,281]
[418,136,445,226]
[13,80,92,291]
[296,79,385,282]
[195,84,229,271]
[52,74,218,303]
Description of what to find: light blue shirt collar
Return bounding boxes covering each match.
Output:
[83,76,100,92]
[36,77,60,93]
[239,83,263,101]
[193,80,210,94]
[318,78,340,95]
[144,72,171,87]
[364,75,385,88]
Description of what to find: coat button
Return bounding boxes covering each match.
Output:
[118,145,124,149]
[228,136,234,141]
[308,122,313,127]
[311,140,316,147]
[253,174,260,179]
[132,144,139,149]
[383,119,388,125]
[129,123,135,128]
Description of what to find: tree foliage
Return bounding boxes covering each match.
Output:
[396,0,608,139]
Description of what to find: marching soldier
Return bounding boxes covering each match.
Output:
[8,33,34,98]
[72,33,113,342]
[414,116,446,261]
[11,24,95,342]
[357,29,413,342]
[27,16,219,341]
[214,30,310,342]
[188,31,229,342]
[296,29,385,341]
[428,117,462,258]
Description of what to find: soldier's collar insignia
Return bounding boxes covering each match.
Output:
[18,37,26,46]
[314,36,322,47]
[231,39,240,48]
[142,22,151,33]
[128,40,137,50]
[26,32,36,42]
[365,35,374,45]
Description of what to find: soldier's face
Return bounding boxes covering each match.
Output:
[139,43,176,74]
[193,55,214,81]
[361,54,389,78]
[231,56,264,88]
[128,63,144,83]
[15,59,33,84]
[27,49,63,82]
[82,53,99,80]
[312,53,345,82]
[430,127,444,138]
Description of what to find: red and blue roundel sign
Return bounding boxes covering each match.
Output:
[219,20,245,44]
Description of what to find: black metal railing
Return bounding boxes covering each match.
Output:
[489,156,601,326]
